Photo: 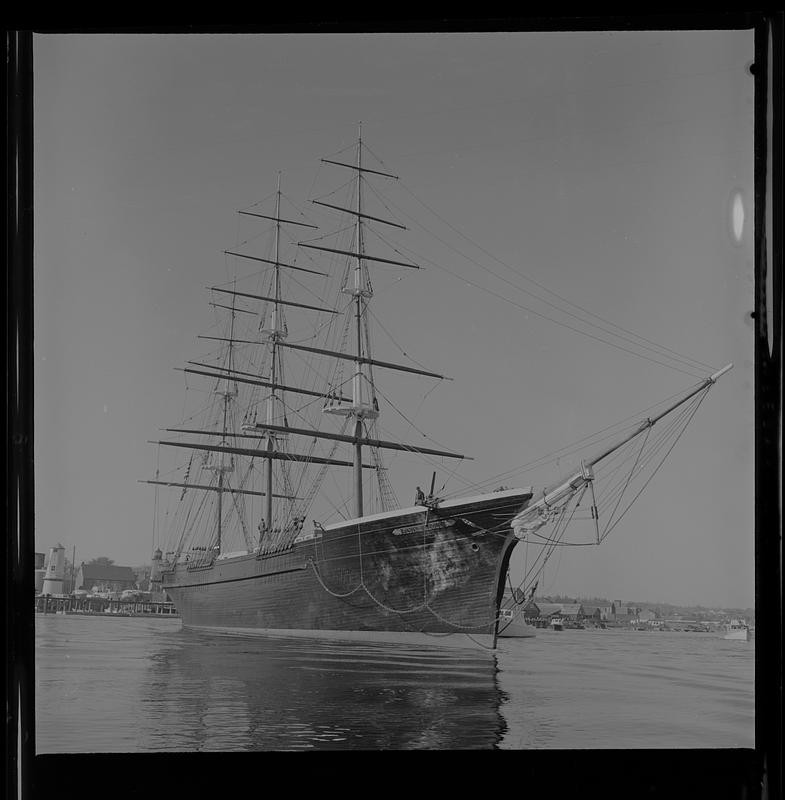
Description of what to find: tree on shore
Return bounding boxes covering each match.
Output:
[86,556,115,567]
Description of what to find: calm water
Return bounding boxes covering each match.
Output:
[34,615,754,751]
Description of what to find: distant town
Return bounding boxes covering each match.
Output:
[506,589,755,631]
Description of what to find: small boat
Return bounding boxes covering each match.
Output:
[724,619,750,641]
[497,607,537,639]
[550,616,564,631]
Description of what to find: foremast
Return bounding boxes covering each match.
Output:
[351,126,370,517]
[302,124,459,519]
[325,124,379,517]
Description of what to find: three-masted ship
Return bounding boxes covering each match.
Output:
[145,129,731,649]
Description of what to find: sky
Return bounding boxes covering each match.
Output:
[33,28,755,608]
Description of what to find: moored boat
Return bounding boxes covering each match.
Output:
[497,607,537,639]
[144,130,732,650]
[723,619,750,641]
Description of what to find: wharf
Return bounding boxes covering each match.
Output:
[35,595,180,618]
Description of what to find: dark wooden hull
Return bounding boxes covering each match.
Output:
[162,489,532,649]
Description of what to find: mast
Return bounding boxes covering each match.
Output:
[299,129,459,519]
[264,173,284,535]
[353,124,365,517]
[217,391,225,550]
[321,123,380,518]
[209,289,238,554]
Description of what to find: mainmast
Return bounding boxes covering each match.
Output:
[262,173,285,534]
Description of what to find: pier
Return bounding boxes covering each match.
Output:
[35,595,180,618]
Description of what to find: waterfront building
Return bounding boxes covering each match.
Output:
[535,603,564,620]
[75,563,137,594]
[559,603,584,620]
[582,605,599,620]
[582,604,614,622]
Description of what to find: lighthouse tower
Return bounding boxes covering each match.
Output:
[149,547,164,600]
[41,543,66,596]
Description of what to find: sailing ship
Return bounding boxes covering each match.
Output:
[144,129,732,650]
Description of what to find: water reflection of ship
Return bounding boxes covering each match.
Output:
[143,629,507,750]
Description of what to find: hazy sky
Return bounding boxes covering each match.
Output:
[34,29,755,608]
